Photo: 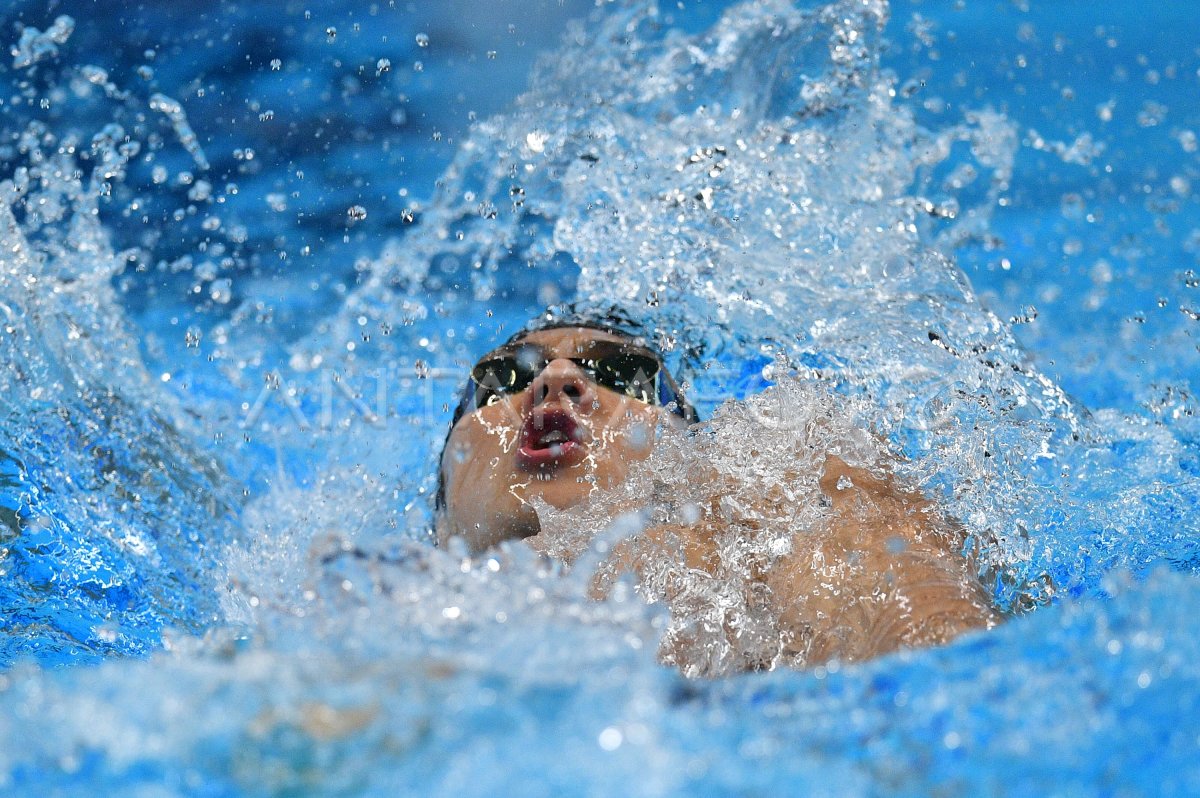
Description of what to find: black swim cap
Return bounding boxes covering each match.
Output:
[501,301,653,348]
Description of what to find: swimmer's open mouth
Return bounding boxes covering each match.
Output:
[517,407,586,471]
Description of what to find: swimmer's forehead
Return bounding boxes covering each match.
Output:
[489,326,639,357]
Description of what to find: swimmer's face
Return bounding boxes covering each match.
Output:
[438,327,684,552]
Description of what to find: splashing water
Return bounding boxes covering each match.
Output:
[0,25,237,664]
[0,0,1198,794]
[294,0,1111,614]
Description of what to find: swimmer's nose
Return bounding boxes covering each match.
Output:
[528,358,596,413]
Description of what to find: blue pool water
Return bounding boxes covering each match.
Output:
[0,0,1197,794]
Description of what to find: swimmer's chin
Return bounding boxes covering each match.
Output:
[438,505,541,554]
[439,479,602,553]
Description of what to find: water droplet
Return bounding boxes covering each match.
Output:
[415,32,430,47]
[347,204,367,221]
[269,58,282,71]
[210,278,233,304]
[326,26,337,42]
[1059,193,1085,219]
[598,727,623,751]
[525,131,546,153]
[376,57,391,76]
[1137,100,1167,128]
[194,261,218,281]
[188,180,212,201]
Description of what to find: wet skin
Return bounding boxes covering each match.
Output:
[438,326,998,668]
[438,327,680,552]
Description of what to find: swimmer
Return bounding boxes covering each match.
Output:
[436,306,999,671]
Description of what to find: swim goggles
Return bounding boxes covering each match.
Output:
[452,340,697,424]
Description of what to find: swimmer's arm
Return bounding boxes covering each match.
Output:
[765,455,1000,664]
[590,456,999,668]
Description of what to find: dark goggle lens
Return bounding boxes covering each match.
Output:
[468,346,663,409]
[588,351,660,403]
[470,357,530,408]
